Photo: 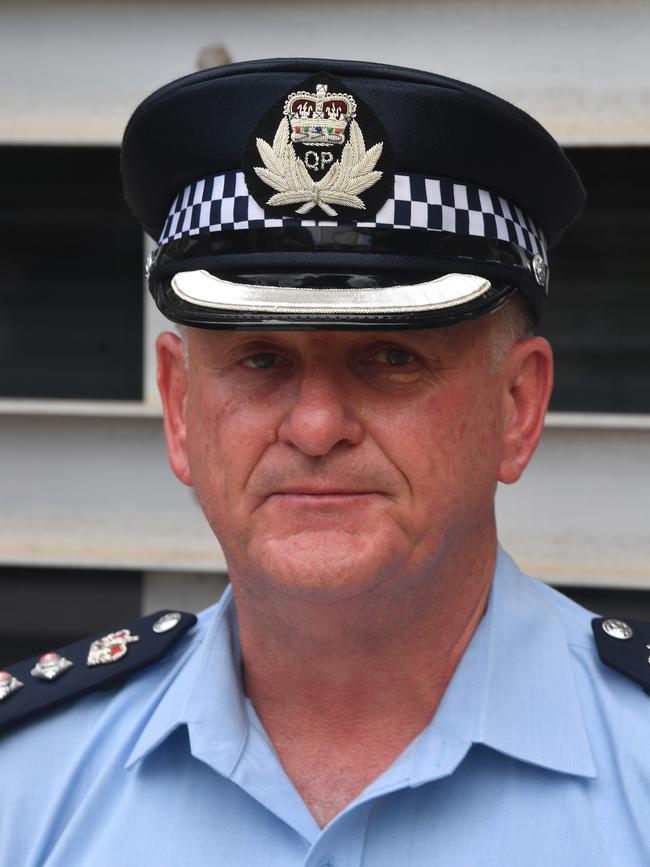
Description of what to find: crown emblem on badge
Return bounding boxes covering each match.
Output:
[252,80,386,218]
[284,84,356,147]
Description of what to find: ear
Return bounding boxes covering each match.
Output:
[498,336,553,485]
[156,331,193,486]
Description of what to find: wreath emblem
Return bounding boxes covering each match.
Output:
[254,116,383,217]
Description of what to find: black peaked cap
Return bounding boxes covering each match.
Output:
[122,57,584,247]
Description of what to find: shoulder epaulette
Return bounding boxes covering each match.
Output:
[0,610,197,731]
[592,616,650,694]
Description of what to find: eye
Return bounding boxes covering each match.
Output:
[356,343,426,385]
[242,352,282,369]
[358,342,429,387]
[367,346,419,368]
[378,348,415,366]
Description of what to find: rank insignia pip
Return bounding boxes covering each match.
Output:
[87,629,140,667]
[31,652,74,682]
[243,74,394,220]
[0,671,23,702]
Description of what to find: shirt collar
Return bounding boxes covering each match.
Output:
[125,586,249,774]
[409,547,597,785]
[127,548,597,782]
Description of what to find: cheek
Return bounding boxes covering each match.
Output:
[183,382,283,534]
[446,384,505,496]
[387,384,502,509]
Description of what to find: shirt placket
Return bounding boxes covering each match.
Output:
[302,799,374,867]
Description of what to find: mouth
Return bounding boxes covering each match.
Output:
[259,488,388,525]
[267,489,381,504]
[270,486,380,496]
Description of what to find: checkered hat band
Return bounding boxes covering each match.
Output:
[158,170,547,263]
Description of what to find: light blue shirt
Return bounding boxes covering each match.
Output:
[2,548,649,866]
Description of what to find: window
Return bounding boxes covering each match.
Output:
[0,566,141,668]
[2,145,647,411]
[0,146,143,400]
[542,147,650,413]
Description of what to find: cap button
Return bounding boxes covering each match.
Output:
[532,254,547,287]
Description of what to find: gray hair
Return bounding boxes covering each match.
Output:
[489,294,534,369]
[175,323,189,365]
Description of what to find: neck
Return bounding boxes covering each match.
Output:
[228,532,497,826]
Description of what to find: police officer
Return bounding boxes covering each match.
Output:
[1,59,649,865]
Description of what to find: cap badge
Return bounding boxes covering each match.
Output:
[0,671,23,702]
[87,629,140,667]
[244,74,394,220]
[31,652,74,682]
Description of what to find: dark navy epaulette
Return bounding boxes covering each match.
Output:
[0,610,197,731]
[592,616,650,694]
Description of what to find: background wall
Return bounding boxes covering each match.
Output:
[1,0,649,660]
[2,0,650,145]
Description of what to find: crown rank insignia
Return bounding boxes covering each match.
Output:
[243,73,394,220]
[87,629,140,666]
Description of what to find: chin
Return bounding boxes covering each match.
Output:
[253,529,398,601]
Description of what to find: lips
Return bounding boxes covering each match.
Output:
[266,490,380,513]
[250,465,395,502]
[273,489,374,496]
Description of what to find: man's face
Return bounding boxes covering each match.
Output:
[158,318,548,601]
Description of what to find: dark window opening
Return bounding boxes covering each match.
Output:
[1,146,648,410]
[543,146,650,413]
[558,586,650,622]
[0,146,143,400]
[0,566,142,668]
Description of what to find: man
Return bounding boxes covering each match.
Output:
[1,59,649,864]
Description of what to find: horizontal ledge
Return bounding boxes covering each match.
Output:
[543,412,650,431]
[521,561,650,590]
[3,132,650,149]
[0,398,163,418]
[1,551,648,589]
[0,400,649,431]
[0,552,227,573]
[0,132,121,146]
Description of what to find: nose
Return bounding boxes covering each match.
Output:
[277,366,364,457]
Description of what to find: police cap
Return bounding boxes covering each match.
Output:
[121,58,585,330]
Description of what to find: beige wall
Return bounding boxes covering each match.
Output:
[1,0,649,145]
